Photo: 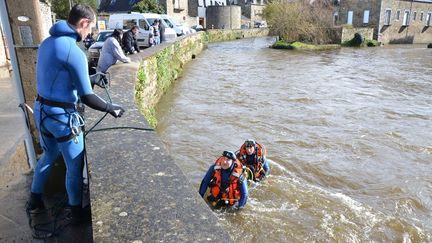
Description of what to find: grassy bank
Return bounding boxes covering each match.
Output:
[272,40,340,50]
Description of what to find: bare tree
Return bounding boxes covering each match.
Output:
[264,0,337,44]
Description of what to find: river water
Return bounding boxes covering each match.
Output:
[155,37,432,242]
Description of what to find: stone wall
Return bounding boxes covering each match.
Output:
[135,33,206,127]
[338,0,432,44]
[39,1,53,39]
[338,0,382,39]
[205,27,269,42]
[378,0,432,44]
[341,27,374,43]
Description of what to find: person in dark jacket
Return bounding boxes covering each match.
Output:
[159,19,165,43]
[122,25,140,55]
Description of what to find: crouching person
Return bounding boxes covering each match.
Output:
[199,151,248,209]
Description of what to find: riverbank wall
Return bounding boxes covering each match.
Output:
[86,28,269,241]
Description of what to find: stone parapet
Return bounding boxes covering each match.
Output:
[341,27,374,43]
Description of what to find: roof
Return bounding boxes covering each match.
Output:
[99,0,141,13]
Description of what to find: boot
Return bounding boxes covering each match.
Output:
[26,192,45,213]
[67,205,91,225]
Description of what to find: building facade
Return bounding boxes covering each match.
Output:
[338,0,432,44]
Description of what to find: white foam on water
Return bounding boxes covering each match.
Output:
[320,213,335,238]
[402,232,412,243]
[331,192,380,227]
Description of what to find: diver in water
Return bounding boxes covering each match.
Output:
[237,139,270,182]
[26,4,125,231]
[199,151,248,209]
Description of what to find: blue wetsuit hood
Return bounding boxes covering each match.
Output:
[49,20,81,41]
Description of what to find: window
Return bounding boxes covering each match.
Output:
[347,11,353,25]
[427,13,432,26]
[174,0,180,9]
[384,9,391,25]
[396,10,401,21]
[402,10,410,26]
[413,11,417,21]
[123,19,137,29]
[363,10,370,24]
[420,12,424,21]
[138,19,149,30]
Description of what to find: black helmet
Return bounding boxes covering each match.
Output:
[222,150,236,161]
[244,139,256,147]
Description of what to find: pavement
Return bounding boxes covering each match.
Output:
[0,75,92,242]
[0,75,32,241]
[0,75,25,167]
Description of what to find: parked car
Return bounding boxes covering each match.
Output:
[254,20,267,28]
[142,13,177,42]
[87,30,113,68]
[191,24,205,32]
[160,14,192,36]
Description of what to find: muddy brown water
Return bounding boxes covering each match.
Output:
[155,37,432,242]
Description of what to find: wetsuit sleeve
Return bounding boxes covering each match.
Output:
[263,159,270,174]
[199,165,215,197]
[67,44,93,96]
[81,93,109,112]
[238,178,248,208]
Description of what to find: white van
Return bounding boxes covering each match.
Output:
[160,14,192,36]
[108,13,152,47]
[141,13,177,42]
[108,13,176,47]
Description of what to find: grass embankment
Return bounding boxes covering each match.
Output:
[272,40,340,50]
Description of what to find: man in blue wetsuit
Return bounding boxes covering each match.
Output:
[26,4,125,227]
[199,151,248,209]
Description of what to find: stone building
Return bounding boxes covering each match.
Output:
[338,0,432,44]
[238,0,267,27]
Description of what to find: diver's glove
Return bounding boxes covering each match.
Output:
[106,103,125,118]
[232,202,241,210]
